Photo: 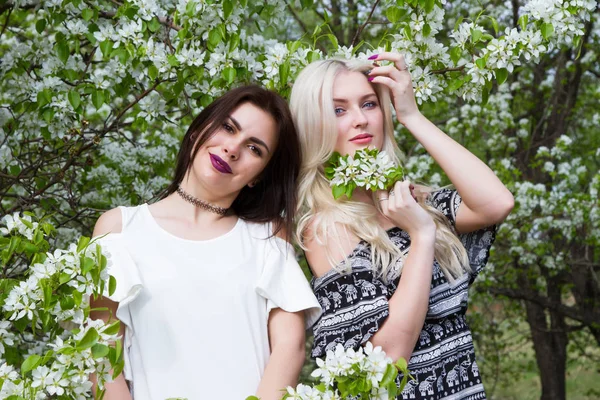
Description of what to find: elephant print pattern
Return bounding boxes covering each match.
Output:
[309,189,496,399]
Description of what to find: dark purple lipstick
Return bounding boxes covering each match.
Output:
[209,153,232,174]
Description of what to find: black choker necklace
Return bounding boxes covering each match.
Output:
[176,185,229,216]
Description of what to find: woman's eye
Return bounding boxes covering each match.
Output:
[334,107,345,115]
[223,122,234,133]
[249,144,262,156]
[363,101,377,109]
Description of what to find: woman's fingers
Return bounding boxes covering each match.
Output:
[369,52,408,71]
[369,65,404,80]
[389,181,414,209]
[376,190,390,215]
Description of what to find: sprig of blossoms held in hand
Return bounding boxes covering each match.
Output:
[325,149,404,200]
[282,342,411,400]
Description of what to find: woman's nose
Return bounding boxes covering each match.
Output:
[352,109,368,127]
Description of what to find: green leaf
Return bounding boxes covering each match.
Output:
[423,0,435,13]
[81,256,95,275]
[208,29,222,47]
[103,320,121,336]
[395,357,408,371]
[73,289,83,306]
[60,296,75,310]
[423,23,431,37]
[448,77,466,91]
[450,47,462,66]
[403,24,412,40]
[518,14,528,31]
[167,54,180,67]
[332,185,345,199]
[541,22,554,40]
[386,6,402,23]
[326,34,338,49]
[471,29,483,43]
[109,275,117,296]
[35,19,47,34]
[82,8,94,21]
[148,64,158,81]
[228,32,240,52]
[76,328,99,350]
[37,89,52,108]
[299,0,313,8]
[223,0,234,19]
[100,40,113,57]
[489,16,499,35]
[41,279,53,308]
[495,68,508,85]
[59,272,72,285]
[454,16,464,31]
[92,343,110,358]
[475,57,486,69]
[279,62,290,87]
[77,236,91,253]
[21,354,42,376]
[148,17,161,33]
[91,89,105,109]
[55,41,70,64]
[482,85,490,105]
[221,67,236,84]
[112,359,124,379]
[200,94,213,107]
[68,91,81,110]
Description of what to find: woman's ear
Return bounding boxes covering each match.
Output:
[248,179,260,188]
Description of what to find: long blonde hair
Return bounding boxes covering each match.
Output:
[290,58,469,282]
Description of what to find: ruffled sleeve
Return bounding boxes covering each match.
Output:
[427,188,497,279]
[310,265,390,358]
[255,237,322,329]
[95,234,143,381]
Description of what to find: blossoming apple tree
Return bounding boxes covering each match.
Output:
[1,0,598,398]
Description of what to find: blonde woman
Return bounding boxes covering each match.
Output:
[290,53,514,399]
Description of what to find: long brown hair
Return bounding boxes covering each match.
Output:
[161,85,300,241]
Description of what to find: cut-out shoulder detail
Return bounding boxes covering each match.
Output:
[93,207,123,237]
[304,220,361,279]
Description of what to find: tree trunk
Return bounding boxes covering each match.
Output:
[520,272,568,400]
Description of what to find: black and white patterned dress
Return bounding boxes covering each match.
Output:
[310,189,496,400]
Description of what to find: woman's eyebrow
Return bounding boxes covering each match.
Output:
[229,115,271,154]
[250,137,270,154]
[228,115,242,130]
[333,94,378,103]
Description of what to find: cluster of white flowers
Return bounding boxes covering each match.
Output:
[523,0,597,45]
[328,149,404,197]
[0,213,120,399]
[285,342,396,400]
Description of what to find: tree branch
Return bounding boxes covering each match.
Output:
[351,0,381,47]
[285,0,309,35]
[481,286,600,327]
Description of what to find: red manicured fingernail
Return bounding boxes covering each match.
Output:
[368,77,374,81]
[368,54,378,60]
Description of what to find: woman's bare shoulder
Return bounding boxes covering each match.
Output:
[93,207,122,237]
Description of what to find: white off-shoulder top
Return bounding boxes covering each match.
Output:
[96,205,321,400]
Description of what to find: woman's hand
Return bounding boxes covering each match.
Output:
[377,180,436,239]
[367,52,421,125]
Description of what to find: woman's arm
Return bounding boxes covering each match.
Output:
[90,209,133,400]
[368,181,435,361]
[255,309,306,400]
[400,113,514,233]
[90,297,132,399]
[305,182,435,362]
[369,52,514,233]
